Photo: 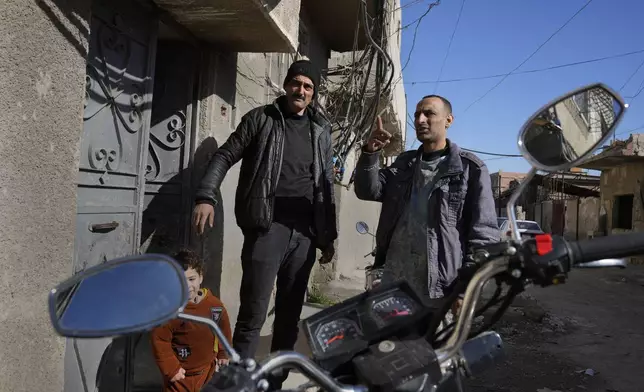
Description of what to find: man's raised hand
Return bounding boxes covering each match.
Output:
[364,116,392,153]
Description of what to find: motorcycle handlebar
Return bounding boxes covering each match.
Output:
[204,258,510,392]
[567,231,644,265]
[251,352,367,392]
[206,232,644,392]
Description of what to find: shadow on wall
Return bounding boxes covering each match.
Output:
[139,136,224,293]
[34,0,90,58]
[188,137,227,296]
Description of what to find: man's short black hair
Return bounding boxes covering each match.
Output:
[421,95,453,114]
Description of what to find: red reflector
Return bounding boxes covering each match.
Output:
[535,234,553,256]
[506,231,512,237]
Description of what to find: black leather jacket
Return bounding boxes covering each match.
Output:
[195,96,338,249]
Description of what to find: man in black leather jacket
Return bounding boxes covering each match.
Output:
[192,60,337,388]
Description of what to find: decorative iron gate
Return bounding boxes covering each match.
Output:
[69,0,158,390]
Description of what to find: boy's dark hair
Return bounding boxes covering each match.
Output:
[421,94,453,114]
[172,248,206,275]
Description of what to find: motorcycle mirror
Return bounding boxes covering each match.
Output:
[518,83,626,172]
[49,254,189,338]
[356,221,370,235]
[507,84,626,242]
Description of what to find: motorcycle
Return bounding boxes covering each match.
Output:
[49,83,643,392]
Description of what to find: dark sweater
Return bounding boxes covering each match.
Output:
[273,110,315,224]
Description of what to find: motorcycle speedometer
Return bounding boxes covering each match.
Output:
[370,294,416,326]
[315,318,361,353]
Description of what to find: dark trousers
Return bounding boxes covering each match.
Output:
[232,221,317,387]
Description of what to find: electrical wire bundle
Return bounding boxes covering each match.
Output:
[315,0,396,181]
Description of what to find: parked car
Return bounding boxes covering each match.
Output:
[499,219,544,240]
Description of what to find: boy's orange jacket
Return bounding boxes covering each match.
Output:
[150,289,232,381]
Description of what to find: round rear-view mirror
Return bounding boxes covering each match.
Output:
[518,83,626,172]
[356,221,370,235]
[49,254,188,338]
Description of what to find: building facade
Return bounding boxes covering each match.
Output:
[579,134,644,263]
[0,0,406,391]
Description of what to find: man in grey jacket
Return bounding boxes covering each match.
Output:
[354,94,499,313]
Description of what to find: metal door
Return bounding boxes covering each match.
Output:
[68,0,158,390]
[132,40,200,392]
[139,40,198,255]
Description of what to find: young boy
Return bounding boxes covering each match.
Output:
[151,248,233,392]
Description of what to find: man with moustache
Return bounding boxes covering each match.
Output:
[354,95,499,319]
[192,60,337,387]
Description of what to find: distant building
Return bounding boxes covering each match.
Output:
[490,171,527,214]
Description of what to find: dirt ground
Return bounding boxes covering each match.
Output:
[465,266,644,392]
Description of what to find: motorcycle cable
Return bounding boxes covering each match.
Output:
[427,261,494,344]
[433,282,504,344]
[465,284,523,341]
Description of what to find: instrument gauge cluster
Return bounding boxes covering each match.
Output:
[302,281,433,368]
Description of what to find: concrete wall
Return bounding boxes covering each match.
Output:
[334,148,381,283]
[562,198,600,240]
[187,51,243,323]
[577,197,600,239]
[555,97,603,158]
[386,0,406,145]
[0,0,90,391]
[532,197,599,240]
[261,0,302,52]
[152,0,301,52]
[600,162,644,233]
[599,162,644,264]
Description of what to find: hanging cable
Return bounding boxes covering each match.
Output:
[463,0,595,113]
[405,48,644,85]
[401,1,441,72]
[618,56,644,92]
[434,0,466,94]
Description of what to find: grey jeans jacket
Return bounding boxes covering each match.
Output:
[354,140,500,297]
